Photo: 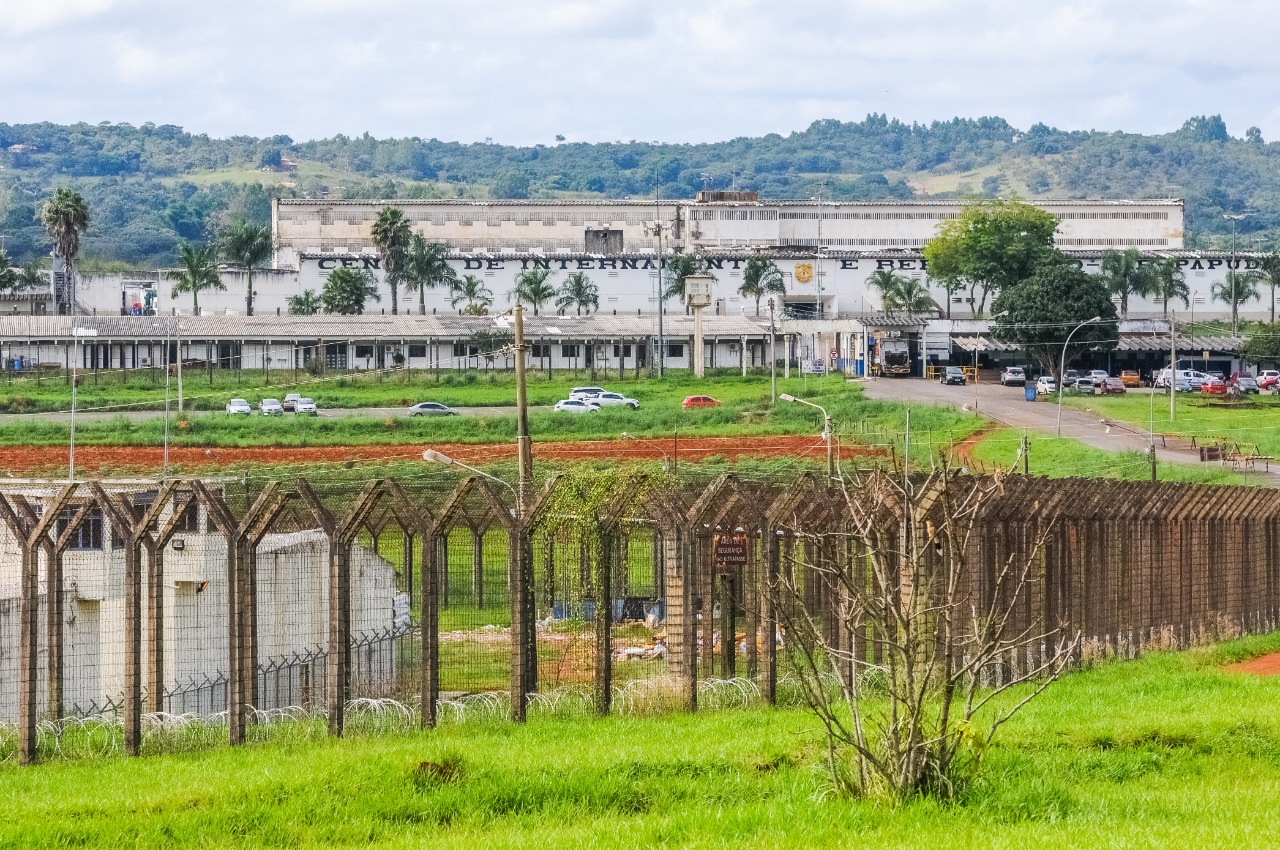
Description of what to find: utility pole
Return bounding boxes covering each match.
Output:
[1169,309,1176,423]
[1224,213,1249,335]
[1149,444,1158,481]
[768,298,777,403]
[654,167,665,378]
[514,305,533,514]
[176,321,185,415]
[1021,432,1029,475]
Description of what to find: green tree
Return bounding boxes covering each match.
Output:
[555,271,599,315]
[218,218,273,316]
[40,187,89,310]
[866,269,910,315]
[893,276,936,314]
[321,267,380,315]
[1243,323,1280,365]
[1148,257,1190,317]
[738,257,786,315]
[15,262,44,293]
[369,205,412,315]
[401,234,457,315]
[509,268,556,315]
[922,199,1059,316]
[1099,249,1154,318]
[0,250,16,293]
[990,256,1119,377]
[1211,269,1260,332]
[662,254,706,302]
[287,289,322,315]
[165,242,223,315]
[450,274,493,314]
[491,170,531,199]
[1254,253,1280,324]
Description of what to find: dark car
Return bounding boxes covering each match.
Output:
[1098,377,1127,395]
[940,366,967,386]
[1230,373,1260,394]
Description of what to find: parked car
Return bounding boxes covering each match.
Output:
[553,399,600,413]
[226,398,251,415]
[1073,377,1097,394]
[569,386,607,401]
[682,395,721,408]
[1035,375,1057,395]
[259,398,284,416]
[408,401,458,416]
[282,393,303,412]
[593,391,639,409]
[1120,370,1141,388]
[1000,366,1026,387]
[1086,370,1110,383]
[1201,376,1228,395]
[1258,370,1280,390]
[1178,370,1209,390]
[1231,374,1260,394]
[1208,370,1225,381]
[294,398,318,415]
[1098,377,1127,395]
[940,366,967,386]
[1060,369,1081,389]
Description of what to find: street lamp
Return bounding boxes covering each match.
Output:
[68,326,98,481]
[1223,213,1250,334]
[1056,316,1101,436]
[779,392,835,478]
[621,431,671,472]
[422,449,517,501]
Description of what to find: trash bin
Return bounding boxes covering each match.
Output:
[1024,383,1037,402]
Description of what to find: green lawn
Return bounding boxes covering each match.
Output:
[968,428,1254,485]
[1062,391,1280,458]
[5,633,1280,848]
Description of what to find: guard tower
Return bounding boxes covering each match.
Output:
[684,273,715,378]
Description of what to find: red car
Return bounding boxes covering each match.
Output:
[1201,377,1228,395]
[682,395,721,409]
[1098,377,1127,395]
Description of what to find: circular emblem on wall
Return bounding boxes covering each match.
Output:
[794,263,813,284]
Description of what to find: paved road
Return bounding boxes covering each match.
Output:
[0,405,534,424]
[858,377,1205,466]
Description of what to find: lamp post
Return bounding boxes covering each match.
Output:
[422,449,518,502]
[621,431,671,472]
[1223,213,1249,334]
[1056,316,1101,436]
[768,297,777,403]
[779,392,834,478]
[68,326,98,481]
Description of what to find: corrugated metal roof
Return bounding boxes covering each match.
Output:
[953,333,1244,353]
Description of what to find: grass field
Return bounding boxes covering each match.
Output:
[5,633,1280,848]
[968,428,1254,485]
[1063,391,1280,459]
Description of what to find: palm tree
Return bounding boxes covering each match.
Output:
[738,257,786,315]
[401,234,457,315]
[321,267,380,315]
[893,276,937,314]
[1211,269,1261,333]
[165,242,223,315]
[509,268,557,315]
[1256,253,1280,323]
[1099,249,1154,318]
[369,206,412,315]
[218,218,273,316]
[15,262,44,293]
[1148,258,1190,317]
[865,269,911,315]
[662,253,705,301]
[41,187,89,313]
[287,289,322,315]
[0,251,16,293]
[450,274,493,315]
[555,271,599,315]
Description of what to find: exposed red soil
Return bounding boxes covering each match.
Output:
[950,426,996,464]
[1223,652,1280,676]
[0,435,882,476]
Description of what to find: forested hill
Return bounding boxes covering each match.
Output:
[0,113,1275,268]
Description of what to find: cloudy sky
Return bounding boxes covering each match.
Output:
[3,0,1276,145]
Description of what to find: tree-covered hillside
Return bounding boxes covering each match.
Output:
[1,114,1275,267]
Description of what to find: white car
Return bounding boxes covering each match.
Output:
[294,398,318,415]
[553,399,600,413]
[593,391,639,409]
[282,393,303,412]
[568,386,607,401]
[259,398,284,416]
[226,398,251,415]
[1035,375,1056,395]
[1000,366,1027,387]
[1086,370,1110,383]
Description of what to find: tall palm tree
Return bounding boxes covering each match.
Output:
[165,242,223,315]
[41,187,89,313]
[218,218,273,316]
[321,267,380,315]
[1211,269,1260,333]
[369,206,412,315]
[738,257,786,315]
[401,234,457,315]
[893,276,937,314]
[1149,257,1190,318]
[0,251,16,293]
[865,269,911,315]
[662,253,706,306]
[1256,252,1280,324]
[287,289,322,315]
[555,271,599,315]
[509,269,556,315]
[450,274,493,314]
[1099,249,1154,318]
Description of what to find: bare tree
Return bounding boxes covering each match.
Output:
[772,468,1078,800]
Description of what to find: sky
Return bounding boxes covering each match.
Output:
[3,0,1278,146]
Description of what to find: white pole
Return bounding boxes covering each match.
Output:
[69,334,77,482]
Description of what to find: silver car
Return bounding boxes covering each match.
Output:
[593,391,639,410]
[408,402,458,416]
[226,398,251,415]
[259,398,284,416]
[294,398,318,415]
[553,399,600,413]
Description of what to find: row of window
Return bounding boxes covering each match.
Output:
[780,212,960,220]
[45,501,199,551]
[1055,238,1171,246]
[689,210,780,221]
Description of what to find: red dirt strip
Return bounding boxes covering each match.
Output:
[1223,652,1280,676]
[0,435,882,476]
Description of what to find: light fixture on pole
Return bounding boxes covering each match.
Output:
[1056,316,1101,436]
[68,326,98,481]
[422,449,517,501]
[768,297,778,402]
[779,392,835,478]
[620,431,671,472]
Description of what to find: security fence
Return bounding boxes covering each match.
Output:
[2,471,1280,764]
